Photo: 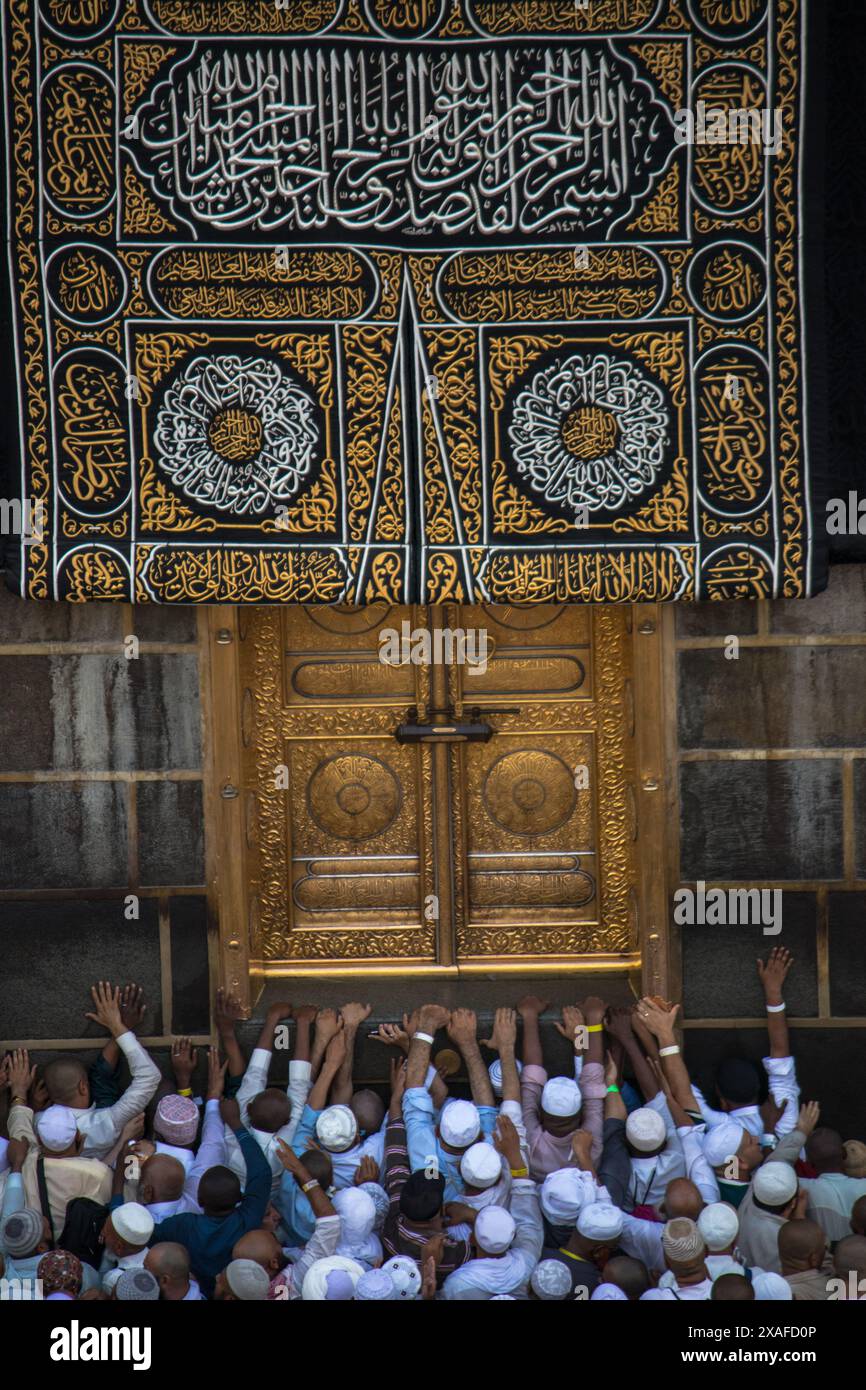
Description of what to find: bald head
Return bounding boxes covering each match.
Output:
[834,1235,866,1282]
[140,1153,185,1204]
[144,1242,191,1299]
[351,1088,385,1138]
[44,1056,88,1105]
[778,1219,826,1272]
[712,1273,754,1301]
[663,1178,703,1222]
[248,1088,291,1134]
[145,1242,190,1283]
[601,1255,650,1301]
[805,1127,845,1175]
[232,1228,285,1275]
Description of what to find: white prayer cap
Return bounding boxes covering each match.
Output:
[460,1141,502,1189]
[382,1255,421,1299]
[35,1105,78,1152]
[302,1255,365,1301]
[662,1217,705,1264]
[355,1268,398,1301]
[577,1202,624,1242]
[315,1104,358,1153]
[702,1119,746,1169]
[358,1181,389,1231]
[540,1167,590,1225]
[591,1282,628,1301]
[752,1161,798,1205]
[541,1076,581,1118]
[111,1202,154,1246]
[531,1259,572,1300]
[439,1099,480,1149]
[698,1202,739,1251]
[225,1259,270,1301]
[625,1107,666,1152]
[488,1058,522,1097]
[333,1187,376,1242]
[752,1270,793,1300]
[474,1205,515,1255]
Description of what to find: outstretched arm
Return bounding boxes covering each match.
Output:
[214,988,247,1082]
[516,995,548,1069]
[447,1009,494,1108]
[635,998,698,1113]
[604,1006,660,1104]
[758,947,793,1058]
[330,1002,371,1106]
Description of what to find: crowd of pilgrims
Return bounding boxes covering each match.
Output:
[1,949,865,1302]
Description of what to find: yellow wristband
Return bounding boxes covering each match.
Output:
[586,1023,603,1033]
[510,1166,528,1178]
[178,1087,193,1097]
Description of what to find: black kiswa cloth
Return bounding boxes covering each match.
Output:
[0,0,835,603]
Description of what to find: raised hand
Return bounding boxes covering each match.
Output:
[417,1003,451,1035]
[206,1045,229,1101]
[275,1138,305,1179]
[266,1000,294,1024]
[480,1006,518,1053]
[796,1100,820,1138]
[516,994,549,1018]
[85,981,124,1037]
[582,995,606,1027]
[370,1021,411,1053]
[170,1037,198,1088]
[554,1003,585,1044]
[758,946,793,1001]
[215,987,247,1033]
[447,1008,478,1048]
[7,1048,35,1100]
[119,984,146,1034]
[354,1155,380,1186]
[314,1007,342,1045]
[636,997,680,1041]
[340,1002,372,1030]
[493,1112,522,1168]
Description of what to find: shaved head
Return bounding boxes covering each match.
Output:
[44,1056,88,1104]
[232,1228,284,1274]
[141,1153,185,1204]
[248,1088,291,1134]
[145,1242,190,1283]
[834,1235,866,1282]
[601,1256,650,1301]
[663,1178,703,1222]
[712,1273,754,1301]
[197,1165,241,1216]
[805,1127,845,1174]
[778,1219,826,1271]
[351,1089,385,1137]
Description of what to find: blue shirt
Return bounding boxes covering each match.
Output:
[149,1126,270,1298]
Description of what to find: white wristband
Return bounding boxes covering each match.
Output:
[765,1002,786,1013]
[659,1044,680,1057]
[415,1031,435,1045]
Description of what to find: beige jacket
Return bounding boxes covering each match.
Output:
[8,1103,112,1239]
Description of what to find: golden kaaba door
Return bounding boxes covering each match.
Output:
[225,603,659,981]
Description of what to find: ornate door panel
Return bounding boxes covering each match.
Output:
[448,605,635,970]
[235,603,640,976]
